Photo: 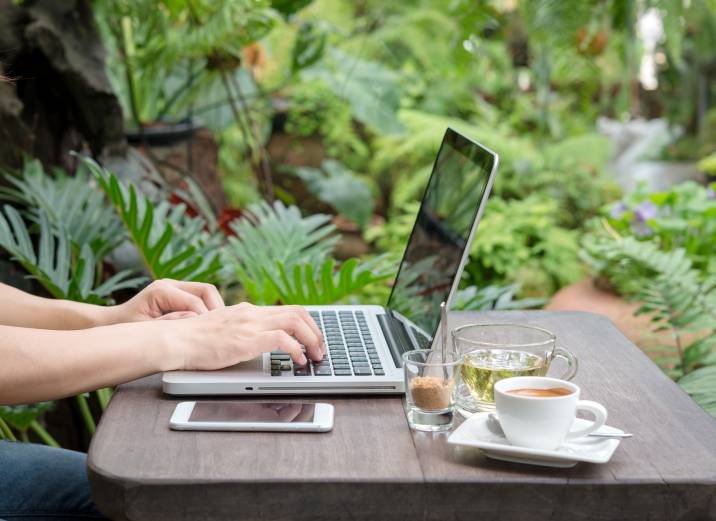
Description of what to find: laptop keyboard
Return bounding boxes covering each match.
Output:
[411,326,432,349]
[268,310,384,377]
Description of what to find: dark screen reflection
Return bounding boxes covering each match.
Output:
[189,402,316,423]
[387,129,494,337]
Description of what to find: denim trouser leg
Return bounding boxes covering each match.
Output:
[0,441,106,520]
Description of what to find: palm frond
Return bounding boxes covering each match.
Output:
[80,156,223,283]
[0,206,144,304]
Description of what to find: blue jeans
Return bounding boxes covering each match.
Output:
[0,441,106,520]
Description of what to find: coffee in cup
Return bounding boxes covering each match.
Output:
[494,376,607,450]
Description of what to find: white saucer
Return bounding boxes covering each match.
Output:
[447,413,624,468]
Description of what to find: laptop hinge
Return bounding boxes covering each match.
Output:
[377,312,415,368]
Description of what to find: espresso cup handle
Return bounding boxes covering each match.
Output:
[552,347,578,381]
[566,400,608,440]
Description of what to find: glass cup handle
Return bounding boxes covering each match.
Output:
[552,347,578,381]
[566,400,608,439]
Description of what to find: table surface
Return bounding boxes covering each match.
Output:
[87,311,716,521]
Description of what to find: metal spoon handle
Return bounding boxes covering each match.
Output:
[440,301,448,380]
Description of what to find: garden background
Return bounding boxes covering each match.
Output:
[0,0,714,450]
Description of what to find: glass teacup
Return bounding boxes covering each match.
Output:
[451,324,578,416]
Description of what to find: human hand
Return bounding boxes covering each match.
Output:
[109,279,225,324]
[169,303,325,370]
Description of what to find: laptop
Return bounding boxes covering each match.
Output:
[163,128,499,395]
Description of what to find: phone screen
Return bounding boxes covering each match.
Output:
[189,402,316,423]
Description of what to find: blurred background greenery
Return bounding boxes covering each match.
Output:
[0,0,714,446]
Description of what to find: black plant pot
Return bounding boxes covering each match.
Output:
[125,119,199,147]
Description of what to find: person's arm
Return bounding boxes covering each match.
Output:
[0,303,324,405]
[0,279,225,330]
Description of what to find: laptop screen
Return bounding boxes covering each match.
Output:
[386,128,496,338]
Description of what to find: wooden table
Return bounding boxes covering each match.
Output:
[87,311,716,521]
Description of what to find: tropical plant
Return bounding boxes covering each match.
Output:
[81,157,224,283]
[283,81,369,168]
[452,283,547,312]
[94,0,277,127]
[602,181,716,276]
[293,160,374,229]
[463,194,584,298]
[266,256,393,305]
[302,48,404,135]
[225,200,393,304]
[0,161,150,439]
[0,159,125,259]
[0,403,59,446]
[0,207,143,304]
[582,230,716,417]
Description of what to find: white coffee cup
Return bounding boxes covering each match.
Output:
[494,376,607,450]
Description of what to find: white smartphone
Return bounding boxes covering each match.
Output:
[169,401,334,432]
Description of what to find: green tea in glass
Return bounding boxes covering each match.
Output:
[452,324,577,415]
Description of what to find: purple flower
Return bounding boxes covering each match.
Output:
[634,200,658,222]
[707,186,715,199]
[609,202,628,219]
[631,221,653,237]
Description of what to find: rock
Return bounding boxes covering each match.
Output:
[0,0,126,172]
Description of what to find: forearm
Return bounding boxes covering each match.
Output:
[0,283,121,330]
[0,321,182,404]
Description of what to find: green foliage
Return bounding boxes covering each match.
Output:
[602,182,716,276]
[303,49,404,135]
[95,0,277,126]
[0,206,143,304]
[452,284,547,312]
[272,0,313,19]
[226,201,338,303]
[226,201,391,305]
[679,366,716,417]
[153,1,277,62]
[284,81,369,167]
[583,232,716,416]
[464,195,584,298]
[0,403,59,446]
[365,201,420,254]
[293,160,374,229]
[0,160,125,260]
[266,256,393,305]
[82,157,223,283]
[497,133,620,229]
[698,152,716,176]
[291,21,327,73]
[0,403,52,432]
